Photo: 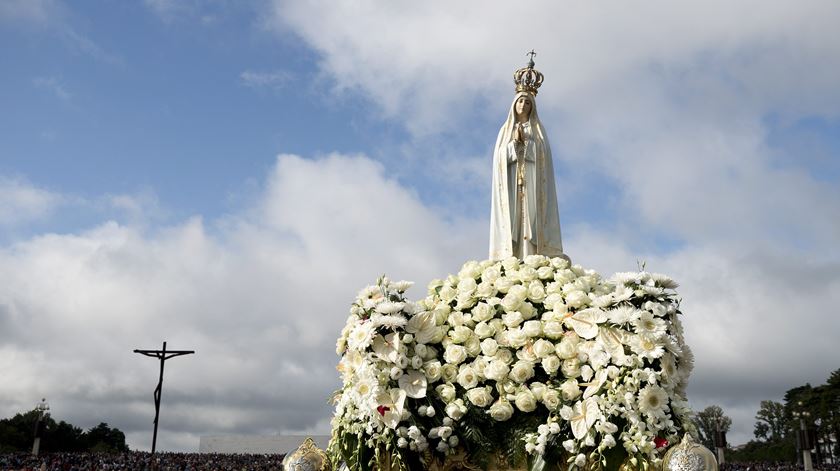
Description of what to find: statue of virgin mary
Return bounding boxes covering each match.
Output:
[489,58,568,261]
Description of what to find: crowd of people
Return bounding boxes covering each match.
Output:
[0,451,285,470]
[721,462,840,471]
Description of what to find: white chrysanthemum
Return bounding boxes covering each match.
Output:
[608,305,638,325]
[612,272,642,285]
[389,280,414,292]
[650,273,679,289]
[347,322,376,351]
[638,385,669,418]
[375,301,405,315]
[369,313,407,330]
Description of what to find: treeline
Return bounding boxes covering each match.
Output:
[0,409,128,453]
[694,368,840,463]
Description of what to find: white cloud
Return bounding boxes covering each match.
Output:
[0,153,484,451]
[0,177,63,226]
[33,76,71,101]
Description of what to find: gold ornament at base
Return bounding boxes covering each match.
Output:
[662,434,718,471]
[283,437,331,471]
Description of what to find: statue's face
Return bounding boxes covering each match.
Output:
[515,96,532,118]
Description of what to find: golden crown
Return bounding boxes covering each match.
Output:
[514,51,544,95]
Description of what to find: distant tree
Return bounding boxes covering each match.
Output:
[693,405,732,450]
[46,421,86,452]
[84,422,128,453]
[0,411,128,453]
[754,400,787,442]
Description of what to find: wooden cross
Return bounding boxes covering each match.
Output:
[134,341,195,454]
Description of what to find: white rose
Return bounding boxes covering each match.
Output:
[562,358,581,378]
[457,365,479,389]
[509,360,535,383]
[508,284,528,300]
[439,285,457,303]
[518,267,538,282]
[541,356,561,375]
[494,276,514,294]
[519,301,536,319]
[411,355,423,369]
[514,389,537,412]
[500,292,522,312]
[436,383,456,402]
[474,322,495,339]
[458,261,482,280]
[485,358,510,381]
[445,401,465,420]
[520,255,542,268]
[482,265,501,283]
[502,311,524,328]
[543,388,561,410]
[556,333,581,359]
[506,328,528,348]
[444,345,468,365]
[532,339,555,358]
[464,335,481,356]
[390,367,404,380]
[494,348,513,363]
[441,364,458,383]
[543,321,565,339]
[501,257,519,271]
[529,381,546,400]
[537,266,554,280]
[560,379,582,401]
[466,387,494,407]
[480,338,498,356]
[471,303,494,322]
[476,282,496,298]
[457,277,477,296]
[543,293,563,310]
[523,320,542,337]
[565,290,591,309]
[414,344,428,359]
[580,364,594,382]
[527,280,546,302]
[489,400,514,421]
[423,361,442,382]
[516,345,537,362]
[449,326,472,344]
[447,311,467,326]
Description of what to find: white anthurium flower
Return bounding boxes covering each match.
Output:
[597,327,626,361]
[406,311,438,344]
[398,369,428,399]
[562,308,607,339]
[582,368,609,399]
[570,397,601,439]
[375,388,407,429]
[371,333,400,363]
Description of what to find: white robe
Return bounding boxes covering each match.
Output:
[489,92,566,261]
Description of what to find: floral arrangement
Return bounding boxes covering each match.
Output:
[329,256,695,471]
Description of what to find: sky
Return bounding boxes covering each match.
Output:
[1,0,840,452]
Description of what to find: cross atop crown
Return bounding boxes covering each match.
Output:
[514,50,544,95]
